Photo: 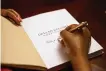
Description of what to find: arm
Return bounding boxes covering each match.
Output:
[70,49,91,71]
[60,24,92,71]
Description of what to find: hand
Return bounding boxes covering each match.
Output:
[1,9,22,26]
[60,24,92,71]
[60,24,91,58]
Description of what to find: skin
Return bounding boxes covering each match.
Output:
[60,24,92,71]
[1,9,92,71]
[1,9,22,25]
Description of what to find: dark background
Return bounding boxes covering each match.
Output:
[2,0,106,71]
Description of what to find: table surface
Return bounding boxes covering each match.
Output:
[2,0,106,71]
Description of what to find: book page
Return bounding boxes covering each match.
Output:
[1,16,46,70]
[22,9,103,68]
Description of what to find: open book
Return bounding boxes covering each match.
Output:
[1,9,103,71]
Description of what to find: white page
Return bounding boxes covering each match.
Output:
[21,9,103,68]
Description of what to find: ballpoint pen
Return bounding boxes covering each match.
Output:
[69,21,88,32]
[58,21,88,43]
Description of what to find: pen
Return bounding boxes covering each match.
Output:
[69,21,88,32]
[58,21,88,42]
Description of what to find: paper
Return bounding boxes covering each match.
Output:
[22,9,103,68]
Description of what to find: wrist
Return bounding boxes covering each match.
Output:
[70,55,91,71]
[70,52,87,61]
[68,45,89,59]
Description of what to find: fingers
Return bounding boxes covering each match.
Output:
[60,30,73,44]
[7,10,21,25]
[60,30,70,39]
[7,9,22,25]
[83,27,91,36]
[83,27,91,42]
[60,25,78,47]
[66,24,83,33]
[8,9,22,21]
[65,24,78,31]
[1,9,22,26]
[60,30,69,48]
[60,24,87,47]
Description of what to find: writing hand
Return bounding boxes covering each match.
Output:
[60,24,91,57]
[60,24,92,71]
